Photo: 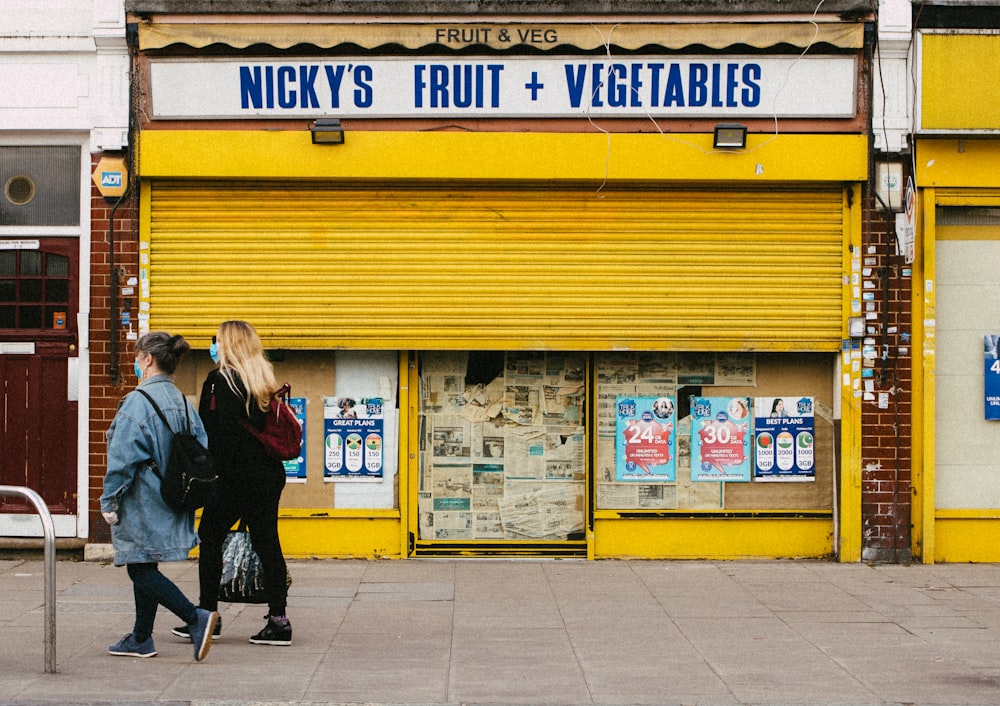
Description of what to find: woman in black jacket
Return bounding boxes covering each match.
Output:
[172,320,292,646]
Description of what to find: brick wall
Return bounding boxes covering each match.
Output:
[88,152,138,544]
[860,175,913,563]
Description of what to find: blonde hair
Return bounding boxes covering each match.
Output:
[216,320,277,414]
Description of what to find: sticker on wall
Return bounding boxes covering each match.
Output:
[753,396,815,482]
[615,396,676,482]
[324,396,384,481]
[690,397,751,482]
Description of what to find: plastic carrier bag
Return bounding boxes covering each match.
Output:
[218,523,267,603]
[218,522,293,604]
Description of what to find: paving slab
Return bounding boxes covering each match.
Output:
[4,558,1000,705]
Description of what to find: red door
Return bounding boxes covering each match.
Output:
[0,239,78,515]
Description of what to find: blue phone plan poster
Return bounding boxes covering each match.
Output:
[324,397,384,480]
[753,396,816,482]
[690,397,751,482]
[615,396,676,482]
[985,335,1000,420]
[282,397,307,479]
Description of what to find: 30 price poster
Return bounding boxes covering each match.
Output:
[753,396,815,482]
[690,397,751,482]
[615,396,676,482]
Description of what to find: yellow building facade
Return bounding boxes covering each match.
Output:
[127,7,871,561]
[913,31,1000,562]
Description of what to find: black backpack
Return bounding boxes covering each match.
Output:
[136,389,218,512]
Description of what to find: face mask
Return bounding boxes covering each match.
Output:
[134,359,143,381]
[209,341,219,363]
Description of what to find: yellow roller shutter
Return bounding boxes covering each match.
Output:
[146,182,845,351]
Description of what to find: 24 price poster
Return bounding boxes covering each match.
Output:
[753,396,815,482]
[690,397,751,482]
[615,396,676,482]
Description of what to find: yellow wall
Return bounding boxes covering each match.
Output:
[915,139,1000,563]
[594,517,833,559]
[921,34,1000,131]
[138,130,868,183]
[934,514,1000,563]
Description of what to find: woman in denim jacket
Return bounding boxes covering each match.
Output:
[100,331,218,661]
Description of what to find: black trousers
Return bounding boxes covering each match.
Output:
[197,478,288,617]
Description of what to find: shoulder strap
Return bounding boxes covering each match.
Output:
[136,389,174,433]
[136,388,192,434]
[134,389,169,482]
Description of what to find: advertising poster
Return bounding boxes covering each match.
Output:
[324,396,384,481]
[690,397,751,482]
[985,335,1000,420]
[615,396,676,482]
[283,397,307,480]
[753,396,816,482]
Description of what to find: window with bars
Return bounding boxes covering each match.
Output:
[0,248,70,330]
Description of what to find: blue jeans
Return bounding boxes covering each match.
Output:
[127,563,198,642]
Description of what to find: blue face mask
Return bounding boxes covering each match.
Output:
[209,341,219,363]
[134,359,143,381]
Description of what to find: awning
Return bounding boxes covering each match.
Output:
[137,21,864,52]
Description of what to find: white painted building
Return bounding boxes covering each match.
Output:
[0,0,128,541]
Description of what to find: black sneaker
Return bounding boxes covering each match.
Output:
[249,615,292,646]
[172,615,221,640]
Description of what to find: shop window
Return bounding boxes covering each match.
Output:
[418,351,587,541]
[936,206,1000,226]
[595,351,834,513]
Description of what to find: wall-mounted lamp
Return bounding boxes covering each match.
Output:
[311,118,345,145]
[713,123,747,149]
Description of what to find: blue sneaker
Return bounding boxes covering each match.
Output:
[172,615,221,640]
[108,633,157,658]
[188,608,219,661]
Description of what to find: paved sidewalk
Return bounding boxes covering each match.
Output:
[3,556,1000,705]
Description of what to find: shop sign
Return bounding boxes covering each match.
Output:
[148,56,856,119]
[753,396,815,482]
[0,240,39,250]
[895,176,916,265]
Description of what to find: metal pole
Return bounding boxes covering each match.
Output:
[0,485,57,673]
